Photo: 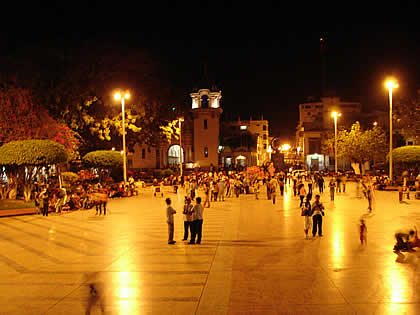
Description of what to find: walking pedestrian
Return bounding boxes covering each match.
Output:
[312,194,325,237]
[165,198,176,244]
[182,197,193,241]
[360,219,367,245]
[189,197,204,245]
[329,179,336,201]
[254,180,260,200]
[299,183,307,207]
[270,177,279,205]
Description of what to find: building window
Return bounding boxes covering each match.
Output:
[204,119,208,129]
[263,125,267,131]
[201,95,209,108]
[204,147,208,158]
[263,134,267,140]
[240,125,247,130]
[147,147,151,153]
[142,148,146,159]
[263,144,267,150]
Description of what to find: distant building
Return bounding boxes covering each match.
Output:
[130,85,269,170]
[131,86,221,170]
[295,96,362,171]
[220,118,271,168]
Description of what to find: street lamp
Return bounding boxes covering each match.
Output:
[114,91,130,188]
[331,111,341,173]
[178,117,184,178]
[385,79,398,183]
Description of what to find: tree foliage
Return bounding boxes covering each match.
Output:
[322,121,387,165]
[392,146,420,164]
[0,42,176,154]
[0,140,68,201]
[0,140,68,166]
[82,150,123,169]
[0,84,80,159]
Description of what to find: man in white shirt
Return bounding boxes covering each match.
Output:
[189,197,204,244]
[165,198,176,244]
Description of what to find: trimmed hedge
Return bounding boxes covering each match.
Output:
[83,150,123,169]
[0,139,68,166]
[392,146,420,164]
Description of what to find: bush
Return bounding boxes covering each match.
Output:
[0,139,68,166]
[61,171,79,186]
[392,146,420,164]
[83,150,123,168]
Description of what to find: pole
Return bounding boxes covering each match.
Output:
[179,119,183,178]
[334,115,338,173]
[122,98,127,189]
[389,87,393,183]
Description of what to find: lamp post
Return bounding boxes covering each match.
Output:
[386,79,398,183]
[331,111,341,173]
[178,117,184,178]
[114,91,130,189]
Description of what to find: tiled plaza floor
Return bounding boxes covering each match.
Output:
[0,181,419,314]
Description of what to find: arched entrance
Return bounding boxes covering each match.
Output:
[168,145,184,166]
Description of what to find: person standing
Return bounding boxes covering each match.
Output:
[299,183,307,207]
[40,187,50,217]
[342,174,347,193]
[254,180,260,200]
[189,197,204,245]
[165,198,176,244]
[279,178,285,196]
[182,198,193,241]
[312,194,325,237]
[307,176,313,195]
[329,179,336,201]
[217,180,225,201]
[203,183,211,208]
[302,194,312,239]
[318,175,324,194]
[336,175,342,193]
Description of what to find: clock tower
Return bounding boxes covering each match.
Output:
[190,87,222,169]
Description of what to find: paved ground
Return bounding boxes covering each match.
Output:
[0,181,420,314]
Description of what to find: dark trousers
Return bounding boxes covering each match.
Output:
[312,214,323,236]
[280,186,284,196]
[42,203,49,216]
[183,221,192,240]
[319,182,323,193]
[190,219,203,244]
[308,184,312,195]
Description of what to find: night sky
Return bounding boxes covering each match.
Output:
[2,22,420,142]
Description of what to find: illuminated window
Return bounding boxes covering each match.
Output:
[240,125,247,130]
[204,119,208,129]
[204,147,208,158]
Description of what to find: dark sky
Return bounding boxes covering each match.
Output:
[2,21,420,142]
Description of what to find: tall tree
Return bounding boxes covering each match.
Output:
[322,121,387,172]
[0,84,80,159]
[0,40,177,154]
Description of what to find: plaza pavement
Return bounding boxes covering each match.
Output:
[0,181,419,314]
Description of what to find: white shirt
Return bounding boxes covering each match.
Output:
[192,204,204,220]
